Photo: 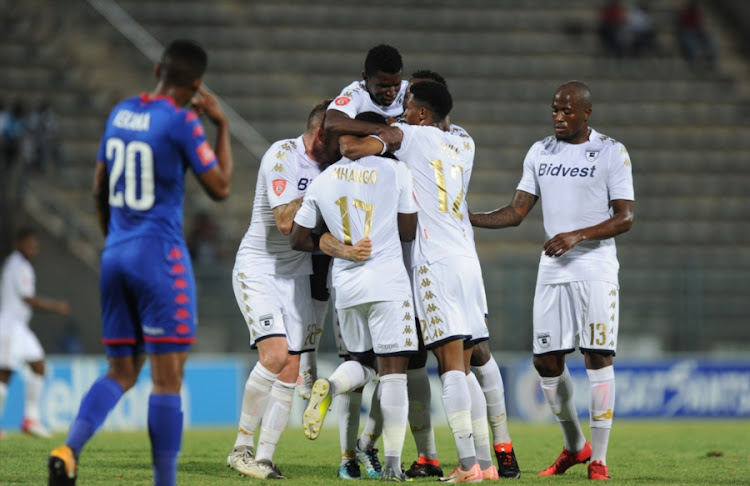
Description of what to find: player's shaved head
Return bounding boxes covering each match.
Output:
[556,80,592,110]
[307,99,334,131]
[159,39,207,87]
[409,81,453,121]
[364,44,403,77]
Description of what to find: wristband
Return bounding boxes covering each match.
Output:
[368,134,388,155]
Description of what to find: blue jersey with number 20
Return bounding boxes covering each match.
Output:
[97,93,217,246]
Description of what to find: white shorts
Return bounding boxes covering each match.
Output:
[0,325,45,370]
[331,308,349,357]
[532,280,619,355]
[412,256,484,349]
[232,271,318,353]
[336,300,418,356]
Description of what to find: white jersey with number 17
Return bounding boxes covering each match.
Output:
[294,155,417,309]
[392,122,477,268]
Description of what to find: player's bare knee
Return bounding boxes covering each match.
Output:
[470,341,491,367]
[533,354,565,377]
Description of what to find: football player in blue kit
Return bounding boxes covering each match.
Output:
[48,39,233,486]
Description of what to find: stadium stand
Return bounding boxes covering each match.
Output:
[1,0,748,354]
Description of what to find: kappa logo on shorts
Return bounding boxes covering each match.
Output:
[272,178,287,196]
[536,332,551,349]
[334,96,351,106]
[260,314,274,330]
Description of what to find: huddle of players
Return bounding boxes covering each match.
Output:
[225,44,521,483]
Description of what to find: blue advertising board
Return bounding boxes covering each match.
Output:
[0,356,245,432]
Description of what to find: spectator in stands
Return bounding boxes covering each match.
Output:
[627,1,658,56]
[469,81,634,480]
[186,210,221,263]
[597,0,627,57]
[2,100,27,170]
[0,228,71,439]
[676,0,717,65]
[28,100,66,175]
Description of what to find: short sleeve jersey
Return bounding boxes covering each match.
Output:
[517,128,635,284]
[97,94,218,247]
[328,80,409,120]
[0,251,35,328]
[294,155,417,308]
[392,122,478,267]
[235,136,322,276]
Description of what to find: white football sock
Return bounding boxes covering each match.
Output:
[441,370,476,470]
[466,372,493,470]
[358,382,382,451]
[380,373,408,474]
[24,372,44,422]
[472,356,511,445]
[588,366,615,464]
[540,366,586,452]
[329,360,376,396]
[338,390,363,465]
[235,363,278,448]
[256,380,295,461]
[407,367,438,460]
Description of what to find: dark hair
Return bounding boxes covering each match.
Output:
[411,69,448,87]
[558,80,592,109]
[15,227,36,242]
[409,81,453,121]
[354,111,387,124]
[364,44,402,77]
[307,99,334,131]
[159,39,208,87]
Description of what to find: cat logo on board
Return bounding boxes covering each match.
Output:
[585,149,600,162]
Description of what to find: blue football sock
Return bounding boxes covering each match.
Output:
[66,376,124,458]
[148,394,183,486]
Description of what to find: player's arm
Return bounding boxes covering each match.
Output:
[398,212,417,242]
[469,189,538,229]
[272,198,303,235]
[92,161,109,237]
[339,129,403,160]
[543,199,634,257]
[327,109,403,152]
[23,296,69,315]
[317,232,372,262]
[289,222,320,252]
[192,86,233,200]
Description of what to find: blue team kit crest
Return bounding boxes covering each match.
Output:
[585,148,600,162]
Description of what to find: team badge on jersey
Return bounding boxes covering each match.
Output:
[197,141,216,166]
[272,178,287,196]
[585,149,600,162]
[334,96,351,106]
[536,332,551,349]
[260,314,274,330]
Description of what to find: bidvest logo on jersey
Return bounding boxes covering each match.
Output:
[538,163,597,178]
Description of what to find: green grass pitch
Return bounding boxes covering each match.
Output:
[1,421,748,485]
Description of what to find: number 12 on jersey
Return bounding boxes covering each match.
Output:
[335,196,373,244]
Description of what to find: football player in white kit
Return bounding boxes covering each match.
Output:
[225,100,341,479]
[0,228,69,438]
[404,70,521,480]
[290,143,418,481]
[470,81,635,480]
[340,81,490,483]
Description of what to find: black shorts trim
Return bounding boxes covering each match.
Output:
[375,349,418,358]
[424,334,470,350]
[579,347,617,357]
[468,336,490,346]
[251,333,287,349]
[533,347,576,357]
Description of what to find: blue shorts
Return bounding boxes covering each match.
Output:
[100,237,196,356]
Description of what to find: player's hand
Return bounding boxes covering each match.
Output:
[543,232,582,257]
[376,125,403,153]
[191,86,228,127]
[56,301,70,316]
[349,237,372,262]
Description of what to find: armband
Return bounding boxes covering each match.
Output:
[368,135,388,155]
